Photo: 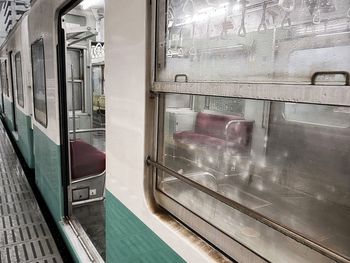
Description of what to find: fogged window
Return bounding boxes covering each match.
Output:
[157,94,350,261]
[284,103,350,128]
[157,0,350,83]
[0,60,9,97]
[15,52,24,108]
[165,94,191,108]
[31,38,47,127]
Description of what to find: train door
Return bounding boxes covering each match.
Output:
[8,52,17,132]
[58,0,106,261]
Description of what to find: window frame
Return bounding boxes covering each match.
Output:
[31,38,48,128]
[14,51,24,108]
[150,1,350,263]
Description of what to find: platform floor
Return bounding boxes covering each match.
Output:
[0,123,63,263]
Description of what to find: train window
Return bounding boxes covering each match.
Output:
[156,93,350,261]
[66,49,83,112]
[15,52,24,108]
[31,38,47,127]
[0,60,9,97]
[156,0,350,83]
[284,103,350,128]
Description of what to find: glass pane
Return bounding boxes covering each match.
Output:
[92,66,105,128]
[31,39,47,127]
[67,81,83,111]
[284,103,350,127]
[92,66,104,96]
[158,93,350,261]
[15,53,24,108]
[156,0,350,83]
[66,49,82,80]
[0,61,9,96]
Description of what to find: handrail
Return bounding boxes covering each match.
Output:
[146,157,350,263]
[224,119,253,149]
[69,128,105,134]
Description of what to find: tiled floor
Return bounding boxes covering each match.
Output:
[0,122,63,263]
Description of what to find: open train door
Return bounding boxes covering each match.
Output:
[58,0,106,261]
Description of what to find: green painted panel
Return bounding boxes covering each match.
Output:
[15,108,34,168]
[3,98,14,131]
[106,191,185,263]
[33,125,64,222]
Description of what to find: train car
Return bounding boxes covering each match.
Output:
[0,0,350,262]
[0,14,34,169]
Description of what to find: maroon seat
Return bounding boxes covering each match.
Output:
[70,140,106,180]
[174,112,253,152]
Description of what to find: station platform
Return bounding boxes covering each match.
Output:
[0,122,63,263]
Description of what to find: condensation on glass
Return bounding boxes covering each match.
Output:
[156,0,350,83]
[31,38,47,127]
[15,52,24,108]
[0,60,9,97]
[157,93,350,262]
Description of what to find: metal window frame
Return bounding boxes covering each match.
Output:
[149,0,350,262]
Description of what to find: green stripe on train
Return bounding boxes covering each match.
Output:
[33,125,64,222]
[106,191,185,263]
[2,98,35,168]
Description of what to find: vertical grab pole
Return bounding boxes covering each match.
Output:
[71,65,76,140]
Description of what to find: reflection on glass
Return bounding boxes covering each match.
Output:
[31,39,47,126]
[92,65,105,128]
[158,94,350,261]
[0,60,9,96]
[67,81,83,111]
[157,0,350,82]
[15,52,24,107]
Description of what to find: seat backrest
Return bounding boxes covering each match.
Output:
[195,112,254,146]
[70,139,106,180]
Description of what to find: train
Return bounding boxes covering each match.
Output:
[0,0,349,262]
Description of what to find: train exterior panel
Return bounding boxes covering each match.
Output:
[0,14,34,168]
[0,0,349,262]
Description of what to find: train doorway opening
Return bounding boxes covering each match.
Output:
[58,0,106,261]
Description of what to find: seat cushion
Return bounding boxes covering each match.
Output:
[70,140,106,180]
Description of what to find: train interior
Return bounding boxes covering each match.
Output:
[159,94,350,260]
[154,0,350,260]
[62,0,106,259]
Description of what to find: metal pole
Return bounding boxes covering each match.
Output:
[71,65,76,140]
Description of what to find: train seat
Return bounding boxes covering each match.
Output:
[70,140,105,180]
[70,139,106,204]
[174,112,254,153]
